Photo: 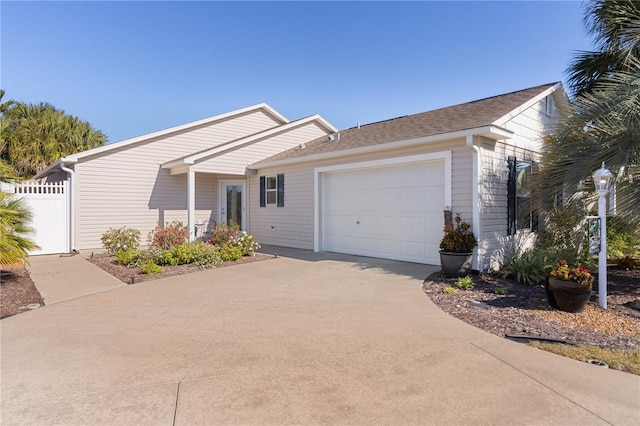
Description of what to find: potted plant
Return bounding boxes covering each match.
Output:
[439,214,478,278]
[547,260,594,313]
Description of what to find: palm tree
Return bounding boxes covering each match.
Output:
[567,0,640,96]
[0,162,39,266]
[0,193,40,267]
[0,95,107,178]
[542,0,640,214]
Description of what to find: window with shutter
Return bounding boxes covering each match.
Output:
[260,174,284,207]
[507,156,516,235]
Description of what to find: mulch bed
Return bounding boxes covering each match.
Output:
[87,253,275,284]
[1,268,45,319]
[423,265,640,350]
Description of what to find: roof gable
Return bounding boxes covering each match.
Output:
[251,83,561,167]
[161,114,337,173]
[34,103,289,179]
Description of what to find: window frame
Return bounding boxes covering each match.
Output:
[507,156,538,234]
[259,174,284,207]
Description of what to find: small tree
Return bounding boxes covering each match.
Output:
[0,163,39,266]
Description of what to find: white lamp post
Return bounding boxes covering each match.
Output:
[592,162,613,309]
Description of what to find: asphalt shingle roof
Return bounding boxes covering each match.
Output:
[254,83,558,165]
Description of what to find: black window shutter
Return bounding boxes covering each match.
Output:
[277,174,284,207]
[531,161,539,232]
[259,176,266,207]
[507,156,516,235]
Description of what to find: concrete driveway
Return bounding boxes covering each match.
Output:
[1,248,638,425]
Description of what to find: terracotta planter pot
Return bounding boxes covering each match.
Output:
[439,251,473,278]
[547,277,592,313]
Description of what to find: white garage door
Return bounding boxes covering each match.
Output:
[322,160,445,264]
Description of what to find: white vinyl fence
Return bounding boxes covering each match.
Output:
[3,181,69,255]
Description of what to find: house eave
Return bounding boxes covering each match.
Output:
[248,125,513,170]
[162,114,337,174]
[33,157,78,179]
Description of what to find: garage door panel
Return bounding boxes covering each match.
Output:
[322,160,444,264]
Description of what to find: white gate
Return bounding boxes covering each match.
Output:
[5,181,69,255]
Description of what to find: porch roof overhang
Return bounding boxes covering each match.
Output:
[161,114,337,175]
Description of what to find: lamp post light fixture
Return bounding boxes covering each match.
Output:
[592,162,613,309]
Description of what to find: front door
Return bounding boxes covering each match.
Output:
[219,180,246,230]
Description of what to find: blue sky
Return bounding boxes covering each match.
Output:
[2,1,592,143]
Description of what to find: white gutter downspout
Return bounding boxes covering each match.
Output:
[59,162,75,253]
[466,135,481,271]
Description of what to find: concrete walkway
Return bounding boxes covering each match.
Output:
[27,253,125,305]
[1,249,638,425]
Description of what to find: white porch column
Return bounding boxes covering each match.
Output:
[187,169,195,242]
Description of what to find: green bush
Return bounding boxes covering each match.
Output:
[455,276,474,290]
[607,214,640,262]
[148,221,188,250]
[189,241,222,268]
[538,205,586,265]
[206,222,240,247]
[443,286,459,295]
[219,245,243,261]
[115,248,141,267]
[140,261,162,275]
[155,241,222,268]
[101,227,141,254]
[494,287,508,295]
[234,231,261,256]
[160,243,195,266]
[501,249,552,285]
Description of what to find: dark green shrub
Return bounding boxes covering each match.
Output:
[501,249,552,285]
[101,227,141,254]
[439,214,478,253]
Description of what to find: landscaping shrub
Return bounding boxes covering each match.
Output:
[219,244,243,261]
[607,214,640,268]
[115,248,141,267]
[101,227,141,254]
[207,222,239,247]
[189,241,222,267]
[160,243,195,266]
[443,286,459,295]
[234,231,260,255]
[206,222,260,256]
[501,249,552,285]
[455,276,474,290]
[154,241,223,268]
[139,261,162,275]
[148,221,188,250]
[537,205,586,266]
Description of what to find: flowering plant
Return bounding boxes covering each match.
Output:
[439,214,478,253]
[148,221,188,250]
[549,260,594,287]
